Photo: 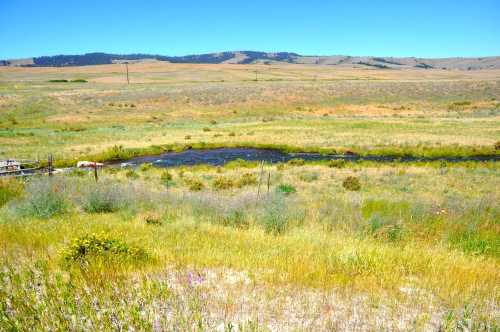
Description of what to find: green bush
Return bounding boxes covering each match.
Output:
[125,169,139,179]
[228,132,236,137]
[139,163,153,172]
[236,173,258,187]
[160,170,173,183]
[70,79,87,83]
[328,159,346,168]
[63,234,149,264]
[260,195,289,235]
[202,127,211,132]
[495,141,500,151]
[287,158,305,166]
[276,183,296,195]
[81,184,126,213]
[185,178,204,191]
[212,177,234,190]
[342,176,361,191]
[0,178,24,208]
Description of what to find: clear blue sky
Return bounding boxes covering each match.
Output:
[1,0,499,59]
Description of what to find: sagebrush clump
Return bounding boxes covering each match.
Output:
[236,173,258,187]
[328,159,346,168]
[343,176,361,191]
[212,177,234,190]
[185,177,204,191]
[81,183,127,213]
[287,158,305,166]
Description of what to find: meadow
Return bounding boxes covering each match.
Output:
[0,63,499,331]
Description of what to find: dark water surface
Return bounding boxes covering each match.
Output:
[115,148,499,167]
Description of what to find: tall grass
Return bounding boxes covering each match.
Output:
[10,177,70,218]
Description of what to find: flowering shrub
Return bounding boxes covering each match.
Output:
[63,233,149,264]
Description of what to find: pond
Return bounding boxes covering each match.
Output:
[115,148,499,168]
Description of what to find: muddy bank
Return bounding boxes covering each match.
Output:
[115,148,500,168]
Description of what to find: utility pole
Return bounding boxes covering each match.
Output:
[125,62,130,84]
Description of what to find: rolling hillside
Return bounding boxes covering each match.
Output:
[2,51,500,70]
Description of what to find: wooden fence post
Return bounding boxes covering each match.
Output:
[48,154,53,176]
[94,162,99,182]
[267,171,271,194]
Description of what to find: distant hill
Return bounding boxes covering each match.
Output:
[2,51,500,70]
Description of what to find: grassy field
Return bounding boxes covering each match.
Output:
[0,63,499,331]
[0,63,499,162]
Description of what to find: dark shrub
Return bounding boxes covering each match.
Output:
[160,170,173,183]
[287,158,305,166]
[328,159,346,168]
[212,177,234,190]
[343,176,361,191]
[139,163,153,172]
[63,234,149,264]
[236,173,258,187]
[144,213,162,225]
[495,141,500,151]
[125,169,139,179]
[185,178,204,191]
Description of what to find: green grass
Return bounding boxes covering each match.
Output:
[0,65,498,330]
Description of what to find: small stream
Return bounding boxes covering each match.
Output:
[115,148,499,168]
